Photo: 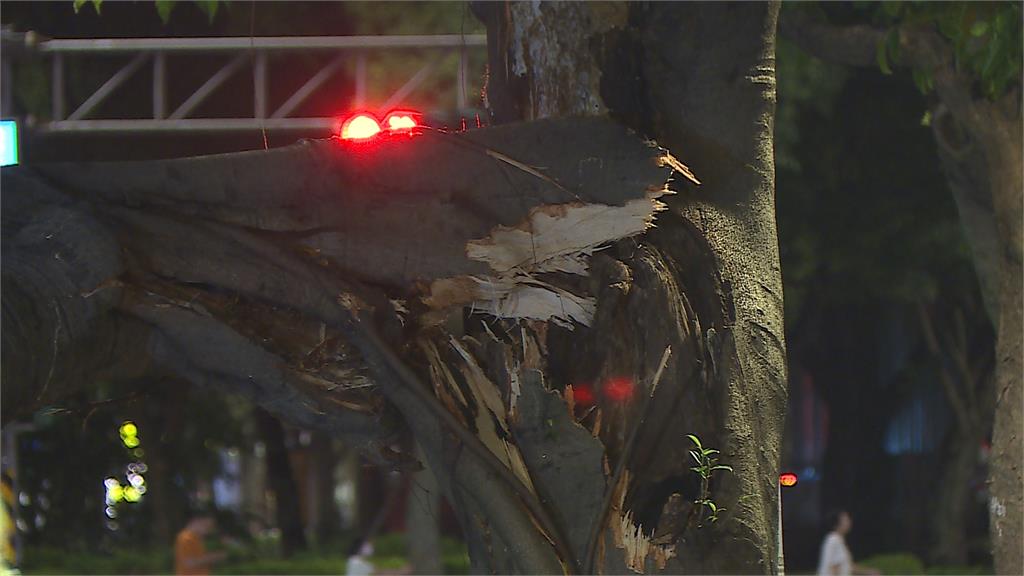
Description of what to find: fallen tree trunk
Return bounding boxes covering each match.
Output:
[3,117,700,572]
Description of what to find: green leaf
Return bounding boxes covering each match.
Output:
[73,0,100,14]
[702,448,720,457]
[911,67,933,94]
[687,434,702,450]
[887,26,901,60]
[155,0,176,24]
[876,36,893,75]
[711,464,733,473]
[970,19,990,37]
[197,0,219,23]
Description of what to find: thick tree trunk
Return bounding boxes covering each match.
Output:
[983,117,1022,576]
[473,2,787,572]
[937,88,1022,576]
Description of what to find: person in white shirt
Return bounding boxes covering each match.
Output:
[817,510,880,576]
[346,540,376,576]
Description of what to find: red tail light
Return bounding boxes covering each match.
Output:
[340,113,381,141]
[384,111,419,132]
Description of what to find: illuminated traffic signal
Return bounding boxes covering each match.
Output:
[779,472,798,487]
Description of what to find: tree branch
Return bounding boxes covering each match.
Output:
[778,9,883,67]
[778,8,989,134]
[4,117,691,573]
[916,302,972,429]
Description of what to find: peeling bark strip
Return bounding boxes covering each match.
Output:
[426,194,667,328]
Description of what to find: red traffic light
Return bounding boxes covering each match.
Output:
[779,472,798,487]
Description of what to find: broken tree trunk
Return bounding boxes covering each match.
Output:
[474,1,787,573]
[3,117,694,573]
[4,4,790,572]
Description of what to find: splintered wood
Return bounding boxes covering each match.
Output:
[454,193,669,328]
[610,471,676,573]
[419,121,688,329]
[420,335,537,495]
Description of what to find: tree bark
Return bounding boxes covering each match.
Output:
[984,121,1022,576]
[478,2,787,572]
[406,443,442,575]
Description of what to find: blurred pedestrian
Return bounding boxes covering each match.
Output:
[174,513,227,576]
[817,509,880,576]
[346,538,410,576]
[346,539,376,576]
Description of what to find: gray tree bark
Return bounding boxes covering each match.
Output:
[406,443,441,575]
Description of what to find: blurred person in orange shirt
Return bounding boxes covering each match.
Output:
[175,513,227,576]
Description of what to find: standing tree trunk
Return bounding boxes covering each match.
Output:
[473,2,788,572]
[981,119,1022,576]
[310,432,342,545]
[257,409,308,557]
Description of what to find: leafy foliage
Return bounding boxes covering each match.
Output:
[776,47,974,328]
[866,1,1022,98]
[74,1,223,24]
[72,0,102,15]
[155,1,176,24]
[687,435,732,526]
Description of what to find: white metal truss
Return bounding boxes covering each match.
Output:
[3,32,486,133]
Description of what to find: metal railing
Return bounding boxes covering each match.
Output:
[4,32,486,133]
